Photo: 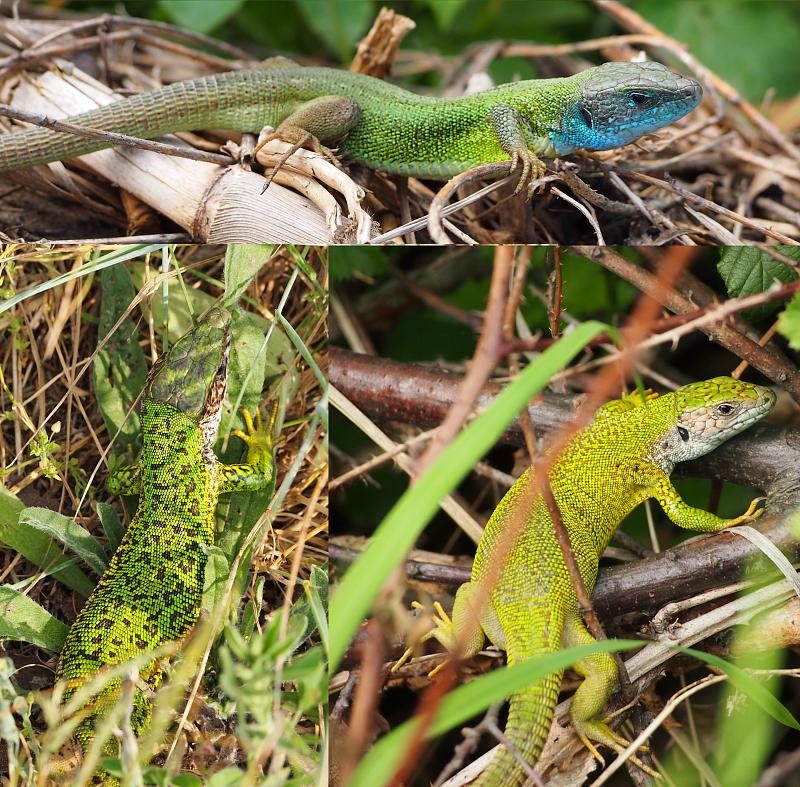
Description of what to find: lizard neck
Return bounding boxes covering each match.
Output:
[550,395,679,557]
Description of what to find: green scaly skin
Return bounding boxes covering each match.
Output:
[419,378,775,786]
[55,306,275,784]
[0,61,701,186]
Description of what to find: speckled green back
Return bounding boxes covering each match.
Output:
[55,399,217,747]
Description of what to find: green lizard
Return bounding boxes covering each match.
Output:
[397,377,775,785]
[55,306,275,783]
[0,60,701,192]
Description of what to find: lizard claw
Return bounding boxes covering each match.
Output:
[577,732,606,766]
[576,721,659,778]
[232,403,276,452]
[507,148,546,198]
[726,496,767,526]
[391,600,453,675]
[505,147,544,197]
[508,148,545,198]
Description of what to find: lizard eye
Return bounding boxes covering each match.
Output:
[579,105,594,129]
[627,92,656,110]
[716,403,736,416]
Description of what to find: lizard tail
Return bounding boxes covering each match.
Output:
[474,672,563,786]
[0,69,273,172]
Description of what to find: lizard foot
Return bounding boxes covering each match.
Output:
[725,496,767,526]
[575,720,659,779]
[392,601,454,676]
[257,124,340,193]
[505,147,546,197]
[232,403,277,452]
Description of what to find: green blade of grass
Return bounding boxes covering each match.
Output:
[350,639,645,787]
[350,640,800,787]
[683,646,800,731]
[0,245,162,317]
[329,320,608,668]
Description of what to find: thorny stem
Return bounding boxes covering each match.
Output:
[576,246,800,401]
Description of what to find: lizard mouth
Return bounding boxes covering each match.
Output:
[755,385,777,414]
[671,79,702,112]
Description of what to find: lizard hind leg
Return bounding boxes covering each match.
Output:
[257,95,361,192]
[260,96,360,164]
[595,387,659,418]
[563,612,659,778]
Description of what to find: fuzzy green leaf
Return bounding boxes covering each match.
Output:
[0,489,93,596]
[19,507,107,576]
[0,585,67,651]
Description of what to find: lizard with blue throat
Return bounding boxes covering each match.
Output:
[0,60,701,194]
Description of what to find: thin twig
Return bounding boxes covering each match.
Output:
[0,103,234,166]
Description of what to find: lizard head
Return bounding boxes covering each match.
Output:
[661,376,776,464]
[551,61,702,154]
[144,306,232,439]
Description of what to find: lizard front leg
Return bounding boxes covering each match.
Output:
[218,405,277,493]
[625,459,766,532]
[487,104,554,196]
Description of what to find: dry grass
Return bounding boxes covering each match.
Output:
[0,243,328,785]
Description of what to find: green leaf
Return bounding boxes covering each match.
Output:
[0,486,93,597]
[126,261,218,344]
[290,563,329,649]
[100,758,123,777]
[94,263,148,451]
[717,247,799,298]
[422,0,470,30]
[329,320,608,668]
[222,244,274,307]
[329,247,390,282]
[306,564,329,639]
[0,585,67,651]
[158,0,245,34]
[295,0,375,62]
[777,292,800,349]
[206,766,244,786]
[96,502,124,554]
[201,544,231,618]
[239,575,264,637]
[19,507,108,576]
